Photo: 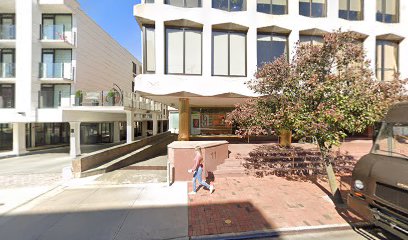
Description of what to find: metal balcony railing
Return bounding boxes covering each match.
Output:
[0,25,15,39]
[0,63,15,78]
[38,90,71,108]
[39,62,73,79]
[40,24,75,45]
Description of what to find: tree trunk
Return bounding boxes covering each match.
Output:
[319,145,344,204]
[279,129,292,147]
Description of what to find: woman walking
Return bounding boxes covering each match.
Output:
[188,146,215,195]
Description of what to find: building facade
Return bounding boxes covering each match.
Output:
[0,0,168,157]
[133,0,408,140]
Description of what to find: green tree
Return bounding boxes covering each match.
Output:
[227,31,407,203]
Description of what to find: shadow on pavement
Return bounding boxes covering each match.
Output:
[188,201,280,238]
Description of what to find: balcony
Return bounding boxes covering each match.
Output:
[38,90,71,108]
[40,24,76,48]
[39,62,74,80]
[0,25,15,40]
[0,25,16,48]
[0,63,15,78]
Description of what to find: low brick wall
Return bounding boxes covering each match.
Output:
[72,131,172,173]
[167,141,228,182]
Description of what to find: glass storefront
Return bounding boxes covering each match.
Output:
[0,123,12,151]
[34,123,69,147]
[80,122,113,144]
[191,108,233,135]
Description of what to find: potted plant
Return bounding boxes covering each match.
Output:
[75,90,83,106]
[107,89,116,106]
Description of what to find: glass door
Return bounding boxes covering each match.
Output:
[41,84,54,108]
[1,15,14,39]
[42,17,55,40]
[42,50,54,78]
[1,50,14,77]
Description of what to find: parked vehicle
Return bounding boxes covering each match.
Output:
[348,102,408,239]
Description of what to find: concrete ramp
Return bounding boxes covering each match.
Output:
[72,132,176,178]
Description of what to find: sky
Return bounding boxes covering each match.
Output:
[78,0,142,61]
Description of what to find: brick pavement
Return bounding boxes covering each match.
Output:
[188,140,372,237]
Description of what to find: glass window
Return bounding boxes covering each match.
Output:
[376,40,398,81]
[257,33,288,66]
[40,49,72,79]
[299,35,324,46]
[0,123,13,151]
[41,14,72,41]
[0,14,16,40]
[299,0,326,17]
[257,0,288,15]
[0,84,14,108]
[372,123,408,159]
[376,0,399,23]
[166,28,202,75]
[212,31,246,76]
[144,27,156,73]
[339,0,363,20]
[0,48,15,78]
[213,0,246,11]
[145,0,155,3]
[165,0,202,7]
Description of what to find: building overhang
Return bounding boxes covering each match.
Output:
[377,33,405,42]
[165,19,203,28]
[0,0,15,12]
[257,25,291,35]
[212,23,249,32]
[38,0,79,13]
[0,40,16,48]
[40,40,76,49]
[299,28,329,36]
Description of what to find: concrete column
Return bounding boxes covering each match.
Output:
[288,0,299,16]
[160,119,164,133]
[16,0,41,117]
[289,29,300,61]
[30,124,36,148]
[142,121,148,137]
[12,123,27,155]
[126,111,135,143]
[113,121,120,143]
[202,24,212,77]
[69,122,81,157]
[155,20,164,75]
[178,98,190,141]
[364,35,376,77]
[247,27,257,77]
[327,0,338,20]
[152,113,158,135]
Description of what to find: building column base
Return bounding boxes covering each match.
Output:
[69,122,81,158]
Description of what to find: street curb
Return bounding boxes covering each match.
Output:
[190,222,373,240]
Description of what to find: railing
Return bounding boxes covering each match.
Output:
[38,90,71,108]
[212,0,246,11]
[40,24,75,45]
[165,0,202,8]
[0,63,15,78]
[0,25,15,39]
[39,62,73,79]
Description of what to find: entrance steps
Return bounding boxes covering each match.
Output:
[213,157,246,178]
[73,132,175,178]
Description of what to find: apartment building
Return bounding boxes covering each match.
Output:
[133,0,408,140]
[0,0,168,157]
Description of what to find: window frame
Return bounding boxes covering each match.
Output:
[164,26,203,76]
[143,25,156,74]
[376,0,399,23]
[0,83,15,108]
[376,39,399,81]
[299,0,327,18]
[257,0,288,15]
[164,0,202,8]
[212,0,247,12]
[257,32,289,66]
[338,0,364,21]
[212,30,247,77]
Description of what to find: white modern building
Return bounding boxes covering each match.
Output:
[133,0,408,140]
[0,0,168,157]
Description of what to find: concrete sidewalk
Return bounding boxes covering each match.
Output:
[0,178,188,240]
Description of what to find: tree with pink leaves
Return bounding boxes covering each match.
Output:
[227,30,407,203]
